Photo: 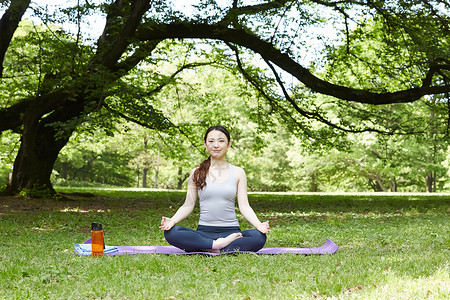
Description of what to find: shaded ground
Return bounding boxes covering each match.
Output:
[2,191,449,216]
[0,195,111,215]
[0,192,181,215]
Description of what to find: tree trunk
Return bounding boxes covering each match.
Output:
[388,177,397,192]
[3,92,86,196]
[177,167,190,190]
[433,171,436,192]
[177,167,183,190]
[153,145,161,189]
[61,162,68,180]
[5,114,71,196]
[425,173,434,193]
[368,178,387,192]
[310,173,318,192]
[142,168,148,188]
[368,179,377,192]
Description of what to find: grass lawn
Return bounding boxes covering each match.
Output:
[1,188,449,299]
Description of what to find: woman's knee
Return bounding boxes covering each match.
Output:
[240,229,267,251]
[244,229,267,240]
[253,230,267,247]
[163,225,183,242]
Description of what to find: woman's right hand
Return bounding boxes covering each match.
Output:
[159,216,175,231]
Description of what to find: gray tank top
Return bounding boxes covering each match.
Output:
[197,163,239,227]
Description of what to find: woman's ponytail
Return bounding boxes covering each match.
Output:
[193,156,211,190]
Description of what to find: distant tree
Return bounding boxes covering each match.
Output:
[314,17,450,192]
[53,128,136,187]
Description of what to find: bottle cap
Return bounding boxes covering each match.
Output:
[91,222,103,231]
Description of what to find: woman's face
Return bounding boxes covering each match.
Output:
[204,130,232,159]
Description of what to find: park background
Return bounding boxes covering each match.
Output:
[1,0,450,194]
[0,1,449,299]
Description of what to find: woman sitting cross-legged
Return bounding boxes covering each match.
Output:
[159,125,270,253]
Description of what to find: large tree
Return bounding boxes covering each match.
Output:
[0,0,449,195]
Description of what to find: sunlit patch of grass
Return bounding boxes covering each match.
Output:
[60,207,95,213]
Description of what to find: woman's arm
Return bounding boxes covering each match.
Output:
[160,170,197,231]
[235,166,270,234]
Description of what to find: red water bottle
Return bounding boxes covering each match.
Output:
[91,222,104,257]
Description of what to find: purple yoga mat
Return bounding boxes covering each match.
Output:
[76,238,338,256]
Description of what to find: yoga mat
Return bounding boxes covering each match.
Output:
[74,238,338,256]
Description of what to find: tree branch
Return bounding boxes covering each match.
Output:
[222,0,290,21]
[226,42,316,137]
[423,63,450,88]
[263,58,398,134]
[113,40,161,73]
[102,59,216,127]
[0,0,31,77]
[0,99,30,132]
[0,90,73,132]
[145,61,218,96]
[95,0,153,70]
[137,22,450,105]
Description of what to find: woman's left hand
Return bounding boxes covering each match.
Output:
[256,221,270,234]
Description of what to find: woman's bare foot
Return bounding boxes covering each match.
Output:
[212,232,243,250]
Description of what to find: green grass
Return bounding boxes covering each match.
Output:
[1,188,449,299]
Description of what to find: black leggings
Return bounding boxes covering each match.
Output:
[164,225,267,252]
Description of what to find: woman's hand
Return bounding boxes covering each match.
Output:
[159,216,175,231]
[256,221,270,234]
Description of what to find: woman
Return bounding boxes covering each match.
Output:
[160,125,270,253]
